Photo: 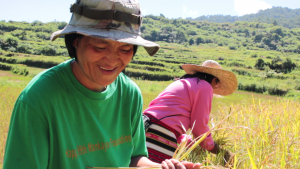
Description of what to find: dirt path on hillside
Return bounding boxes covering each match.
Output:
[0,70,18,78]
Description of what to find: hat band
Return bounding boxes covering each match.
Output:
[70,3,142,25]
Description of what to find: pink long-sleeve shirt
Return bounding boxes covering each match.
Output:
[143,78,215,150]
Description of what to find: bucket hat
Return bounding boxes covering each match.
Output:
[181,60,238,96]
[50,0,159,56]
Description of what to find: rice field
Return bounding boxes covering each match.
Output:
[0,73,299,168]
[135,79,300,168]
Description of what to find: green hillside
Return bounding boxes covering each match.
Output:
[187,7,300,29]
[0,18,300,99]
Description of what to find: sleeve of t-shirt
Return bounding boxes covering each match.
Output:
[190,83,215,151]
[3,100,49,169]
[130,96,148,158]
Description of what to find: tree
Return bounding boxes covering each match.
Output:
[255,58,265,70]
[186,30,197,35]
[282,58,296,73]
[31,20,44,26]
[245,28,250,37]
[196,37,205,45]
[150,30,158,41]
[175,30,186,43]
[38,45,57,56]
[0,36,19,50]
[270,26,284,37]
[254,34,264,42]
[140,25,146,33]
[228,44,237,50]
[17,43,33,54]
[189,38,194,45]
[58,22,68,30]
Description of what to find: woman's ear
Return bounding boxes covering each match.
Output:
[214,78,221,89]
[211,78,220,89]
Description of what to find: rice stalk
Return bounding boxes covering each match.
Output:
[173,108,233,162]
[173,121,196,159]
[246,147,257,169]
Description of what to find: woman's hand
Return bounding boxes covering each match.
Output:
[161,159,202,169]
[130,156,202,169]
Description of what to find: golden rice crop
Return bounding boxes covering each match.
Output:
[0,78,299,168]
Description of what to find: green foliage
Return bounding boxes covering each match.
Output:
[176,30,187,43]
[0,56,66,69]
[228,44,237,50]
[0,62,12,70]
[227,61,245,67]
[124,68,174,81]
[11,66,28,76]
[267,57,297,73]
[232,68,251,76]
[0,63,28,76]
[0,35,19,50]
[196,37,205,45]
[251,54,258,58]
[189,38,195,45]
[1,19,300,98]
[255,58,265,70]
[17,43,33,54]
[188,7,300,29]
[3,16,300,56]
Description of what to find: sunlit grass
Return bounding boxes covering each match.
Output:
[0,71,31,167]
[237,100,296,167]
[0,75,299,168]
[182,97,300,168]
[134,79,300,168]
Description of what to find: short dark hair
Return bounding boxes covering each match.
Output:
[180,72,219,84]
[65,34,83,61]
[64,33,138,61]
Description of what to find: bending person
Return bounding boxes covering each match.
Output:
[143,60,237,163]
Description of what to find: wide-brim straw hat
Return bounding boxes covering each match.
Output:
[181,60,238,96]
[50,0,159,56]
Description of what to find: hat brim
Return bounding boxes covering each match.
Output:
[181,64,238,96]
[50,25,160,56]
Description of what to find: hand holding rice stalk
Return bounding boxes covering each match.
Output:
[173,108,236,166]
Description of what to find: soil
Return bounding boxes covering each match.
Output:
[0,70,17,78]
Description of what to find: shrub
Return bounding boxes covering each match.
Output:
[227,61,245,67]
[232,68,251,76]
[196,37,205,45]
[267,87,288,96]
[124,69,174,81]
[11,66,29,76]
[255,58,265,70]
[17,43,33,54]
[0,63,12,70]
[251,54,258,58]
[229,44,237,50]
[189,38,195,45]
[0,35,19,50]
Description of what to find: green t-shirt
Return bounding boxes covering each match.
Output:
[3,59,147,169]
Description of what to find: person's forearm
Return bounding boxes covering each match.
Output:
[130,156,161,167]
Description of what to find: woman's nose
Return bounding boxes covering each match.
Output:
[102,51,119,65]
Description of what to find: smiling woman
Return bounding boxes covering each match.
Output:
[71,37,134,92]
[2,0,201,169]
